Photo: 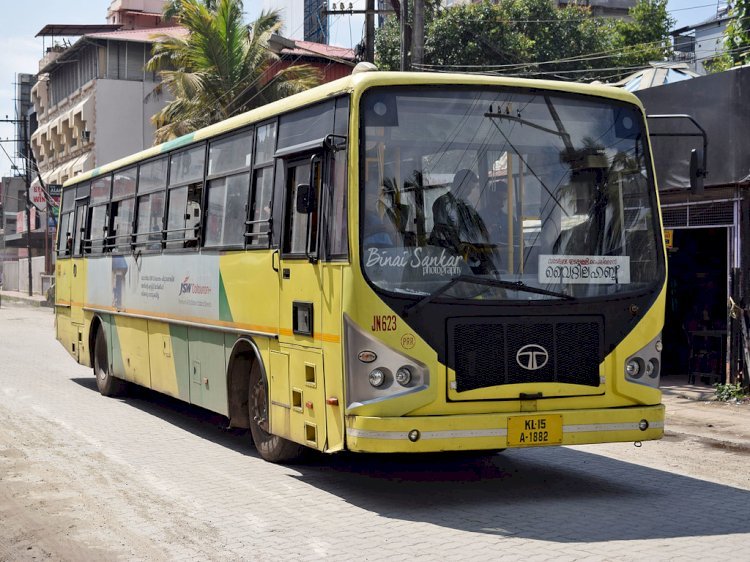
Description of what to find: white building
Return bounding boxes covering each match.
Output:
[671,6,731,75]
[29,0,180,188]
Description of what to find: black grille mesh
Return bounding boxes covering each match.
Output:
[452,319,601,392]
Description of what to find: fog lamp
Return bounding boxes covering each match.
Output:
[408,429,420,442]
[645,358,659,378]
[395,366,412,386]
[368,368,386,387]
[638,419,649,431]
[625,359,641,378]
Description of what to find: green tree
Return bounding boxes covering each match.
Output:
[147,0,319,143]
[375,0,674,82]
[612,0,674,70]
[724,0,750,66]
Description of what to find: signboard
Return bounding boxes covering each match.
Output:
[663,229,673,249]
[30,184,48,211]
[538,255,631,285]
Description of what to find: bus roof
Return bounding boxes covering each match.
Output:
[62,71,643,190]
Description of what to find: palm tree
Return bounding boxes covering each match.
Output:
[147,0,319,143]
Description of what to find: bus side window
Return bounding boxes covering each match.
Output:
[57,188,76,258]
[167,145,205,250]
[87,204,108,255]
[87,175,111,255]
[325,148,348,259]
[249,122,277,249]
[109,167,137,253]
[57,212,72,257]
[135,157,168,251]
[205,131,253,249]
[73,203,89,257]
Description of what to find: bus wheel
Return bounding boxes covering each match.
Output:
[93,327,127,397]
[248,362,303,463]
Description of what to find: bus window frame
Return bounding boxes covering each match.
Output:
[165,142,207,252]
[72,186,90,259]
[323,95,350,262]
[280,152,323,260]
[57,186,77,259]
[133,155,168,253]
[247,120,277,250]
[107,166,137,254]
[84,174,113,256]
[204,126,255,251]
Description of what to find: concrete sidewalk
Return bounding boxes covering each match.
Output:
[661,375,750,449]
[0,290,48,307]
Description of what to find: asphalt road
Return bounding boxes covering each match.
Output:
[1,304,748,561]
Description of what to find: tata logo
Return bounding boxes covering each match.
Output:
[516,344,549,371]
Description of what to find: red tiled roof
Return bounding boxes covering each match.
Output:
[282,40,356,62]
[85,26,188,43]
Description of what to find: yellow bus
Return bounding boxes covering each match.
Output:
[55,69,666,462]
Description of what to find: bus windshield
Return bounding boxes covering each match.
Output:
[361,87,662,301]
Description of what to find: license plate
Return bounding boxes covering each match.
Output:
[507,414,563,447]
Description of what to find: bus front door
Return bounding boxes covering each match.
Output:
[274,154,327,450]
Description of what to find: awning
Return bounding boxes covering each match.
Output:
[70,152,94,177]
[30,168,56,190]
[67,97,94,126]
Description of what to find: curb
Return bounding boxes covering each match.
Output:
[0,294,48,308]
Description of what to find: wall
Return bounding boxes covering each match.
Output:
[1,261,19,291]
[94,79,159,165]
[694,20,729,74]
[2,256,46,294]
[636,66,750,190]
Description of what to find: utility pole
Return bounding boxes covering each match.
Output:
[366,0,375,63]
[1,116,34,296]
[400,0,410,71]
[323,4,394,64]
[23,115,32,297]
[412,0,424,70]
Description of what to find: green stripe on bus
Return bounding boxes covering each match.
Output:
[219,273,233,323]
[160,133,196,153]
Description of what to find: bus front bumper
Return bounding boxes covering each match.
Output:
[345,404,665,453]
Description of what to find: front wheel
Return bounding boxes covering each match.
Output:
[248,362,303,463]
[93,326,127,397]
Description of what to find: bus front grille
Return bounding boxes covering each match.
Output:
[449,318,602,393]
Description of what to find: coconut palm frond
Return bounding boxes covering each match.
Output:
[147,0,320,145]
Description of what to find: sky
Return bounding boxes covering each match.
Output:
[0,0,729,177]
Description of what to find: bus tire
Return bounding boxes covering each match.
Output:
[248,362,303,463]
[93,326,127,397]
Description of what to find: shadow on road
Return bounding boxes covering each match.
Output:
[72,375,750,543]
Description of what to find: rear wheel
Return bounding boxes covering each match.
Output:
[248,362,303,463]
[93,327,127,397]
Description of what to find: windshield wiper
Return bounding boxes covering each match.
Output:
[403,275,573,318]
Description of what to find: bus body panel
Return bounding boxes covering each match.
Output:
[147,321,191,402]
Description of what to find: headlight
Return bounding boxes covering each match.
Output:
[625,359,642,378]
[369,368,386,387]
[624,333,661,388]
[344,314,430,410]
[395,366,412,386]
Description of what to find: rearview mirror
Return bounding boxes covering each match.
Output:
[690,148,705,195]
[295,183,314,214]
